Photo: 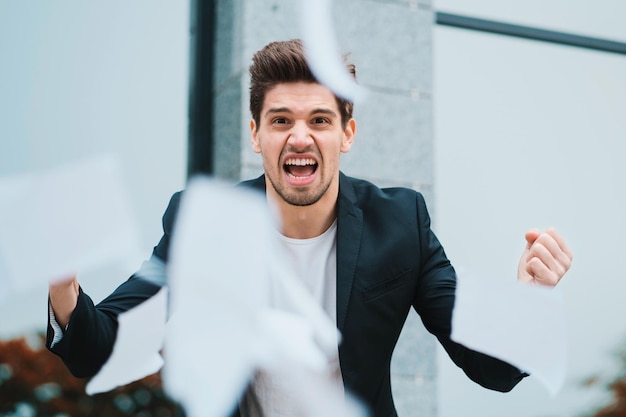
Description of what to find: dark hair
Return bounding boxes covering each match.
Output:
[249,39,356,129]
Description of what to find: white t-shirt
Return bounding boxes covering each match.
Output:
[243,220,342,417]
[275,220,338,320]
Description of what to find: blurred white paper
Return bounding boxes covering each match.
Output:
[266,264,340,362]
[86,286,168,395]
[250,308,365,417]
[255,309,330,374]
[164,177,364,417]
[451,274,567,395]
[165,178,273,417]
[299,0,367,103]
[0,155,141,297]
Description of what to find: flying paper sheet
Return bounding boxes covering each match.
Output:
[299,0,367,103]
[263,262,340,364]
[164,177,365,417]
[451,273,567,395]
[255,309,330,374]
[249,308,364,417]
[165,178,274,417]
[86,286,168,395]
[0,155,141,300]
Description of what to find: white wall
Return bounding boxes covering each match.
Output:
[433,1,626,416]
[0,2,189,337]
[435,0,626,42]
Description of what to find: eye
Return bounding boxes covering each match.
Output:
[272,117,288,124]
[312,117,330,125]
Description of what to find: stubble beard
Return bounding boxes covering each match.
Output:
[266,172,332,207]
[265,145,332,207]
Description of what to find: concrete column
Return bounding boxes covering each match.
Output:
[213,1,436,415]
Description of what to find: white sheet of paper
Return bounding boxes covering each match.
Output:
[266,264,340,361]
[251,309,366,417]
[451,273,567,395]
[299,0,367,103]
[164,178,273,417]
[0,155,141,296]
[86,286,168,395]
[255,309,329,373]
[164,177,364,417]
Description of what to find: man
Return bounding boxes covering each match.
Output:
[48,39,573,416]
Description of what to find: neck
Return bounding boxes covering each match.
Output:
[267,183,339,240]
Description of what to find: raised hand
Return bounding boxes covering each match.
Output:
[517,228,573,287]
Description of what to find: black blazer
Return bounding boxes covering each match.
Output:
[48,173,526,416]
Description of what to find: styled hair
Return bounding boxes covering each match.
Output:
[249,39,356,129]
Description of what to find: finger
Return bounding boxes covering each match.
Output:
[527,241,567,279]
[545,227,574,261]
[524,228,541,247]
[526,257,559,286]
[530,232,572,273]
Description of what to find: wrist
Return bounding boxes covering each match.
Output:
[49,276,79,328]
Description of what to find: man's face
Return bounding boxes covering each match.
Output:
[251,82,356,207]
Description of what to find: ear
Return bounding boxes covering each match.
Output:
[250,119,261,153]
[340,118,356,153]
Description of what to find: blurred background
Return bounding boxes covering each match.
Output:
[1,1,625,416]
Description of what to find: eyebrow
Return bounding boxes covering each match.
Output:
[263,107,338,118]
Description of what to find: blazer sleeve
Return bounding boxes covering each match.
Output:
[411,192,528,392]
[46,192,182,378]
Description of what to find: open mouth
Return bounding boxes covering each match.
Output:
[283,158,318,179]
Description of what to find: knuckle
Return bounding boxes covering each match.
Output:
[527,257,542,271]
[564,259,572,272]
[545,276,556,286]
[528,243,542,256]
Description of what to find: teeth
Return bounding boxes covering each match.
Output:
[287,172,312,179]
[285,158,316,166]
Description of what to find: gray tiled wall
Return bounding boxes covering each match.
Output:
[212,1,436,415]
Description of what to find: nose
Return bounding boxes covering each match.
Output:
[287,122,313,149]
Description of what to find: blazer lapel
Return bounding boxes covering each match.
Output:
[242,173,362,332]
[336,173,363,332]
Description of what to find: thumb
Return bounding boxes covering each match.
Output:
[524,228,541,248]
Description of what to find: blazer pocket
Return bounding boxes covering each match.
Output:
[361,269,414,302]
